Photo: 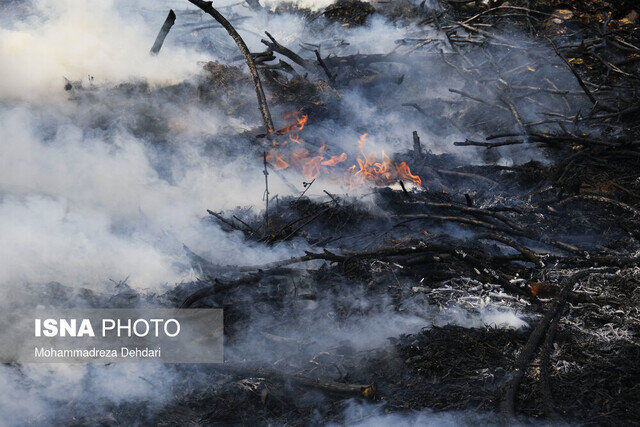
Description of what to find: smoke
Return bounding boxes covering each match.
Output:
[0,0,206,101]
[0,363,176,424]
[335,399,532,426]
[0,0,586,424]
[0,102,301,292]
[262,0,340,11]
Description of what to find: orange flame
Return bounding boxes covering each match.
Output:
[348,134,422,187]
[265,113,421,187]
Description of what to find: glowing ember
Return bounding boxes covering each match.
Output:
[265,113,421,187]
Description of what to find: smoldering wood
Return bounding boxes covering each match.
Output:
[252,50,276,65]
[412,131,423,161]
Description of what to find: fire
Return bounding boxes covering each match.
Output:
[265,113,421,187]
[348,134,422,187]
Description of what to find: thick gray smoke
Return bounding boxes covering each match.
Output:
[334,399,534,426]
[0,0,576,423]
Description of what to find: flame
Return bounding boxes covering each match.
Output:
[348,134,422,187]
[264,113,421,187]
[322,152,347,166]
[266,152,290,169]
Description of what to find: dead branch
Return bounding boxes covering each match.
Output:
[395,213,584,255]
[454,139,525,149]
[180,273,262,308]
[263,152,270,228]
[411,202,523,231]
[449,88,510,112]
[545,36,612,113]
[500,271,589,417]
[186,0,274,133]
[314,49,335,82]
[150,10,176,55]
[555,194,640,218]
[252,50,276,65]
[435,168,500,186]
[207,209,249,234]
[477,232,544,266]
[261,31,315,73]
[395,214,517,235]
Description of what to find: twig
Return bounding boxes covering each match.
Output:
[449,88,509,112]
[402,103,429,117]
[207,209,248,233]
[545,35,611,112]
[477,232,543,266]
[232,215,257,235]
[324,190,339,205]
[296,178,316,201]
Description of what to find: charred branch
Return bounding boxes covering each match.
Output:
[186,0,274,133]
[261,31,316,73]
[150,10,176,55]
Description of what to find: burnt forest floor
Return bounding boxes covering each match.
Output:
[38,0,640,425]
